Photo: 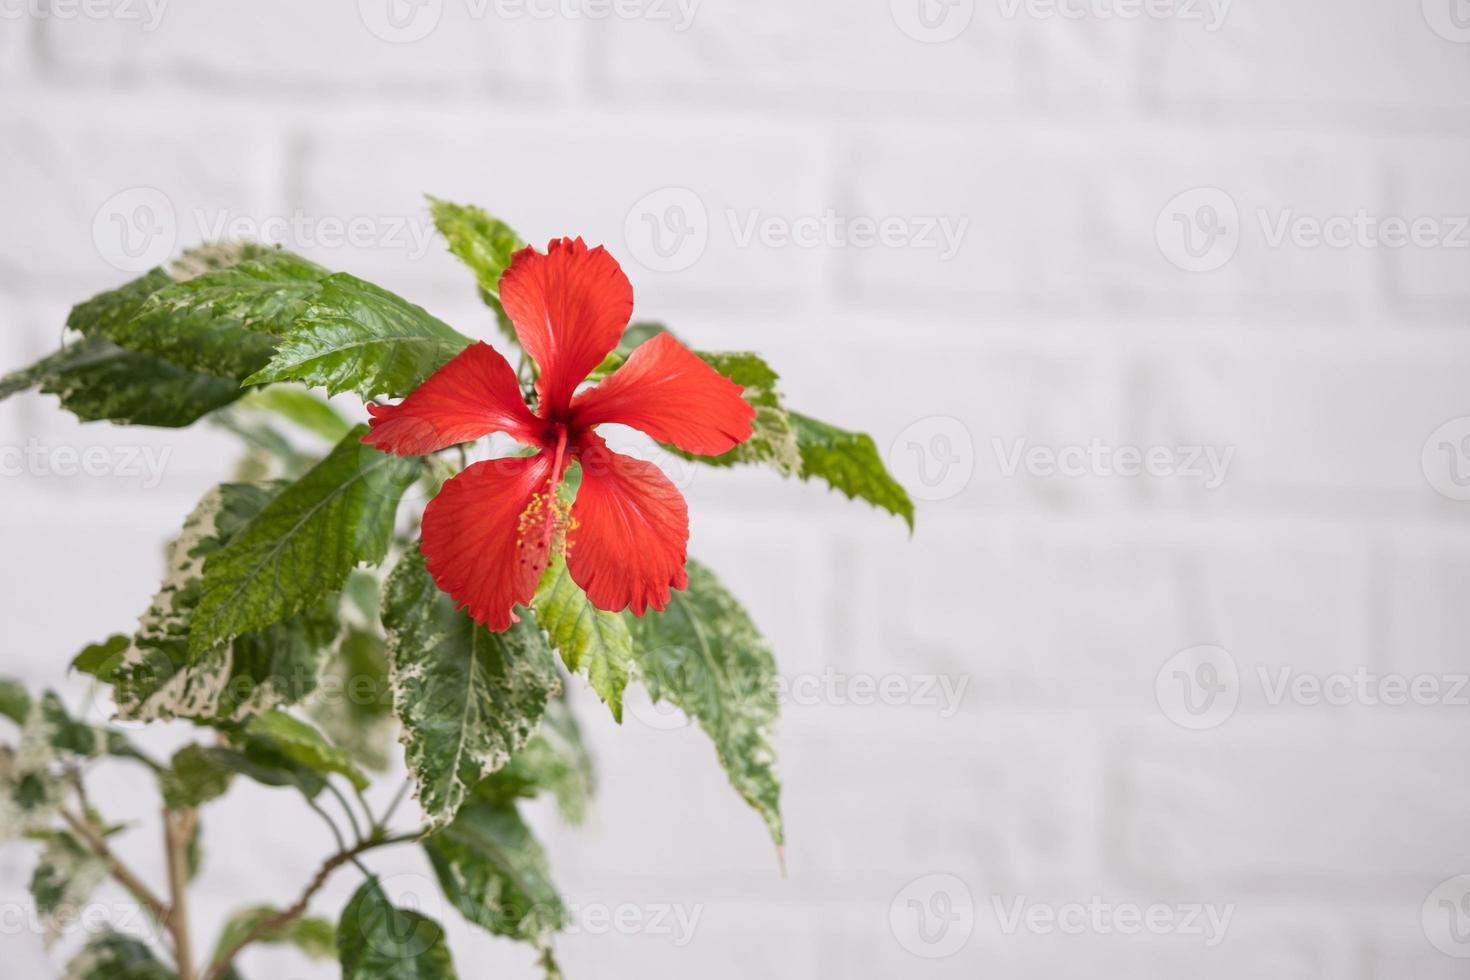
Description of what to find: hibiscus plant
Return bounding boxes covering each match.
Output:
[0,198,913,980]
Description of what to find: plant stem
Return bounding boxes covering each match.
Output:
[60,809,171,933]
[201,828,425,980]
[163,807,198,980]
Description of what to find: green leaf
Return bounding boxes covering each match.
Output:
[626,559,784,846]
[383,550,561,830]
[338,877,458,980]
[211,905,336,967]
[169,741,327,801]
[71,635,130,684]
[102,249,327,381]
[427,197,525,350]
[240,386,353,443]
[428,196,524,304]
[160,743,236,809]
[0,677,30,724]
[0,744,63,839]
[245,273,472,399]
[30,828,108,946]
[423,783,566,951]
[104,484,340,724]
[308,628,396,772]
[189,427,419,655]
[533,555,634,723]
[65,266,175,340]
[65,931,174,980]
[791,411,914,530]
[0,334,243,428]
[244,710,369,791]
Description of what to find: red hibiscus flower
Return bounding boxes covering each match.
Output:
[362,237,754,631]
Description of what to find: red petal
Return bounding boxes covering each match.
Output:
[567,433,690,616]
[569,332,755,456]
[421,453,562,631]
[362,342,546,456]
[500,237,633,417]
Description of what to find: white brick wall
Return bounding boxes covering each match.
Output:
[3,3,1470,978]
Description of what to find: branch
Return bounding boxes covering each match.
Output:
[163,807,199,980]
[201,828,424,980]
[60,809,171,929]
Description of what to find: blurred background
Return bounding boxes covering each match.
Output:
[4,1,1470,977]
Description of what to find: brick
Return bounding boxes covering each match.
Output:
[1121,718,1470,882]
[0,17,32,80]
[1382,529,1470,679]
[1137,334,1470,502]
[840,520,1192,702]
[1152,0,1470,125]
[296,108,828,308]
[39,1,569,91]
[828,897,1338,980]
[841,126,1383,316]
[0,101,279,286]
[1386,138,1470,307]
[590,0,1021,110]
